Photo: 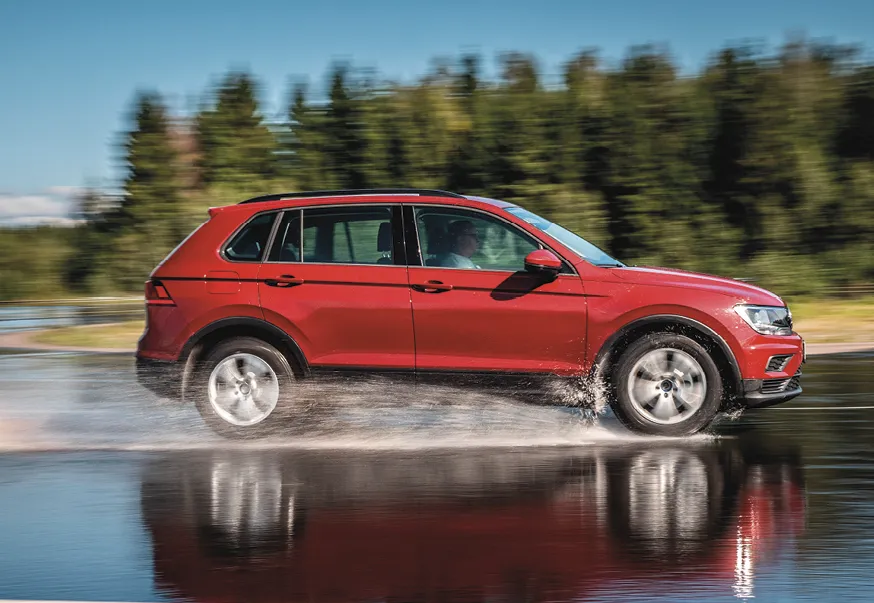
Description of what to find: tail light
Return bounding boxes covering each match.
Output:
[145,279,175,306]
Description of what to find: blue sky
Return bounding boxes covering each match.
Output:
[1,0,872,224]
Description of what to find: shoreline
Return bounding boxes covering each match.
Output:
[0,327,871,357]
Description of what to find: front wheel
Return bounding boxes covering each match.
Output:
[610,333,722,436]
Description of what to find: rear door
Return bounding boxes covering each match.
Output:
[257,204,414,370]
[406,205,587,376]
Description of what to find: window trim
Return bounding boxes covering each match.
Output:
[407,204,578,275]
[221,210,282,264]
[261,202,406,268]
[264,209,302,263]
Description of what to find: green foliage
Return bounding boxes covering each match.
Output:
[196,72,279,192]
[5,40,874,302]
[0,227,72,300]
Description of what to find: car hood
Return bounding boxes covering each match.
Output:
[610,266,784,306]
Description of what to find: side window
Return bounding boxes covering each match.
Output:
[414,207,540,272]
[224,212,277,262]
[300,206,395,265]
[267,210,301,262]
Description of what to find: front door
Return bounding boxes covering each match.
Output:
[258,205,414,370]
[407,205,587,376]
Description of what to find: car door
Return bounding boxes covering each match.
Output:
[257,204,415,371]
[407,205,588,376]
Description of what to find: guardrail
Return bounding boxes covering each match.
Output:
[0,296,143,306]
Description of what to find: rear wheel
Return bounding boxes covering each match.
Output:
[191,337,298,438]
[610,333,722,436]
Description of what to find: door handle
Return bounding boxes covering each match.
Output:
[412,280,453,293]
[264,275,305,288]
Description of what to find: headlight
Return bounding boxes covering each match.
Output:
[733,304,793,336]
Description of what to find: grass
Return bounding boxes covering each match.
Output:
[22,296,874,350]
[788,295,874,344]
[32,319,145,349]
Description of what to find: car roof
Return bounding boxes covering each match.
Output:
[208,189,518,218]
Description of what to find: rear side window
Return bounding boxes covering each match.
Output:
[224,212,276,262]
[268,206,395,265]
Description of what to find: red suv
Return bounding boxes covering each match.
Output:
[136,189,804,437]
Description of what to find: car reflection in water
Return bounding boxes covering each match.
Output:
[140,441,805,602]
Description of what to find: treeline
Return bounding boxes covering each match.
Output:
[7,40,874,300]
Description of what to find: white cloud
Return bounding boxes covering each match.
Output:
[0,186,80,225]
[45,185,83,197]
[0,215,83,227]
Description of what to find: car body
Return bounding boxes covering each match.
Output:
[135,188,804,437]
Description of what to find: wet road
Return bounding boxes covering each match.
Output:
[0,350,873,602]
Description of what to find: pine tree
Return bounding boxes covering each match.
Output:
[105,92,185,291]
[196,71,279,193]
[324,65,367,188]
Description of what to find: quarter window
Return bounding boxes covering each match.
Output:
[414,207,541,272]
[224,212,277,262]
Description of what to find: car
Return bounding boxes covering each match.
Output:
[135,188,805,438]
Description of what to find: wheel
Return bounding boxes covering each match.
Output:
[190,337,298,438]
[610,333,722,436]
[605,448,733,562]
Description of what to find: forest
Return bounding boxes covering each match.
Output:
[2,40,873,301]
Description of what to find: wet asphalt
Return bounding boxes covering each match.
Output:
[0,349,873,602]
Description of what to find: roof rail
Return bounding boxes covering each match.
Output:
[238,188,464,204]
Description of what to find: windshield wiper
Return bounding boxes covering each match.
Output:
[595,262,625,268]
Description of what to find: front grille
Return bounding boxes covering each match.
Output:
[761,369,802,394]
[766,354,792,372]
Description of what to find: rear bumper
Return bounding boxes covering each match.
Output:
[740,370,803,408]
[136,355,183,401]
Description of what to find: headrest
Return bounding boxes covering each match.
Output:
[377,222,392,252]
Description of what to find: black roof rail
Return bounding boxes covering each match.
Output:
[238,188,464,204]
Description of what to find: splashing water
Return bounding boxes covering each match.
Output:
[0,353,716,453]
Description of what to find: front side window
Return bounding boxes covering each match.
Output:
[225,212,277,262]
[268,205,395,265]
[414,206,541,272]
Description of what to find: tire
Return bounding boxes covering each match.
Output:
[190,337,299,439]
[605,448,733,562]
[610,333,722,436]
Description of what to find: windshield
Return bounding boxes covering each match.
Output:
[505,207,624,267]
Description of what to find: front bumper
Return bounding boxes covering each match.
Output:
[741,369,803,408]
[136,355,183,401]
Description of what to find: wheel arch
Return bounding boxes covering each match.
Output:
[591,315,743,402]
[179,317,310,392]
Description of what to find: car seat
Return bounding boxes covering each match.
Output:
[376,222,393,264]
[424,222,448,266]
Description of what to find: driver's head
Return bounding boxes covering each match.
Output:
[447,220,479,257]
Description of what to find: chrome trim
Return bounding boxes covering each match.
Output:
[765,354,792,373]
[263,208,288,262]
[260,260,408,268]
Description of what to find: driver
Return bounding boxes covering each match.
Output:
[438,220,481,269]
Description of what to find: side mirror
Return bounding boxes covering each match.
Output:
[524,249,562,278]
